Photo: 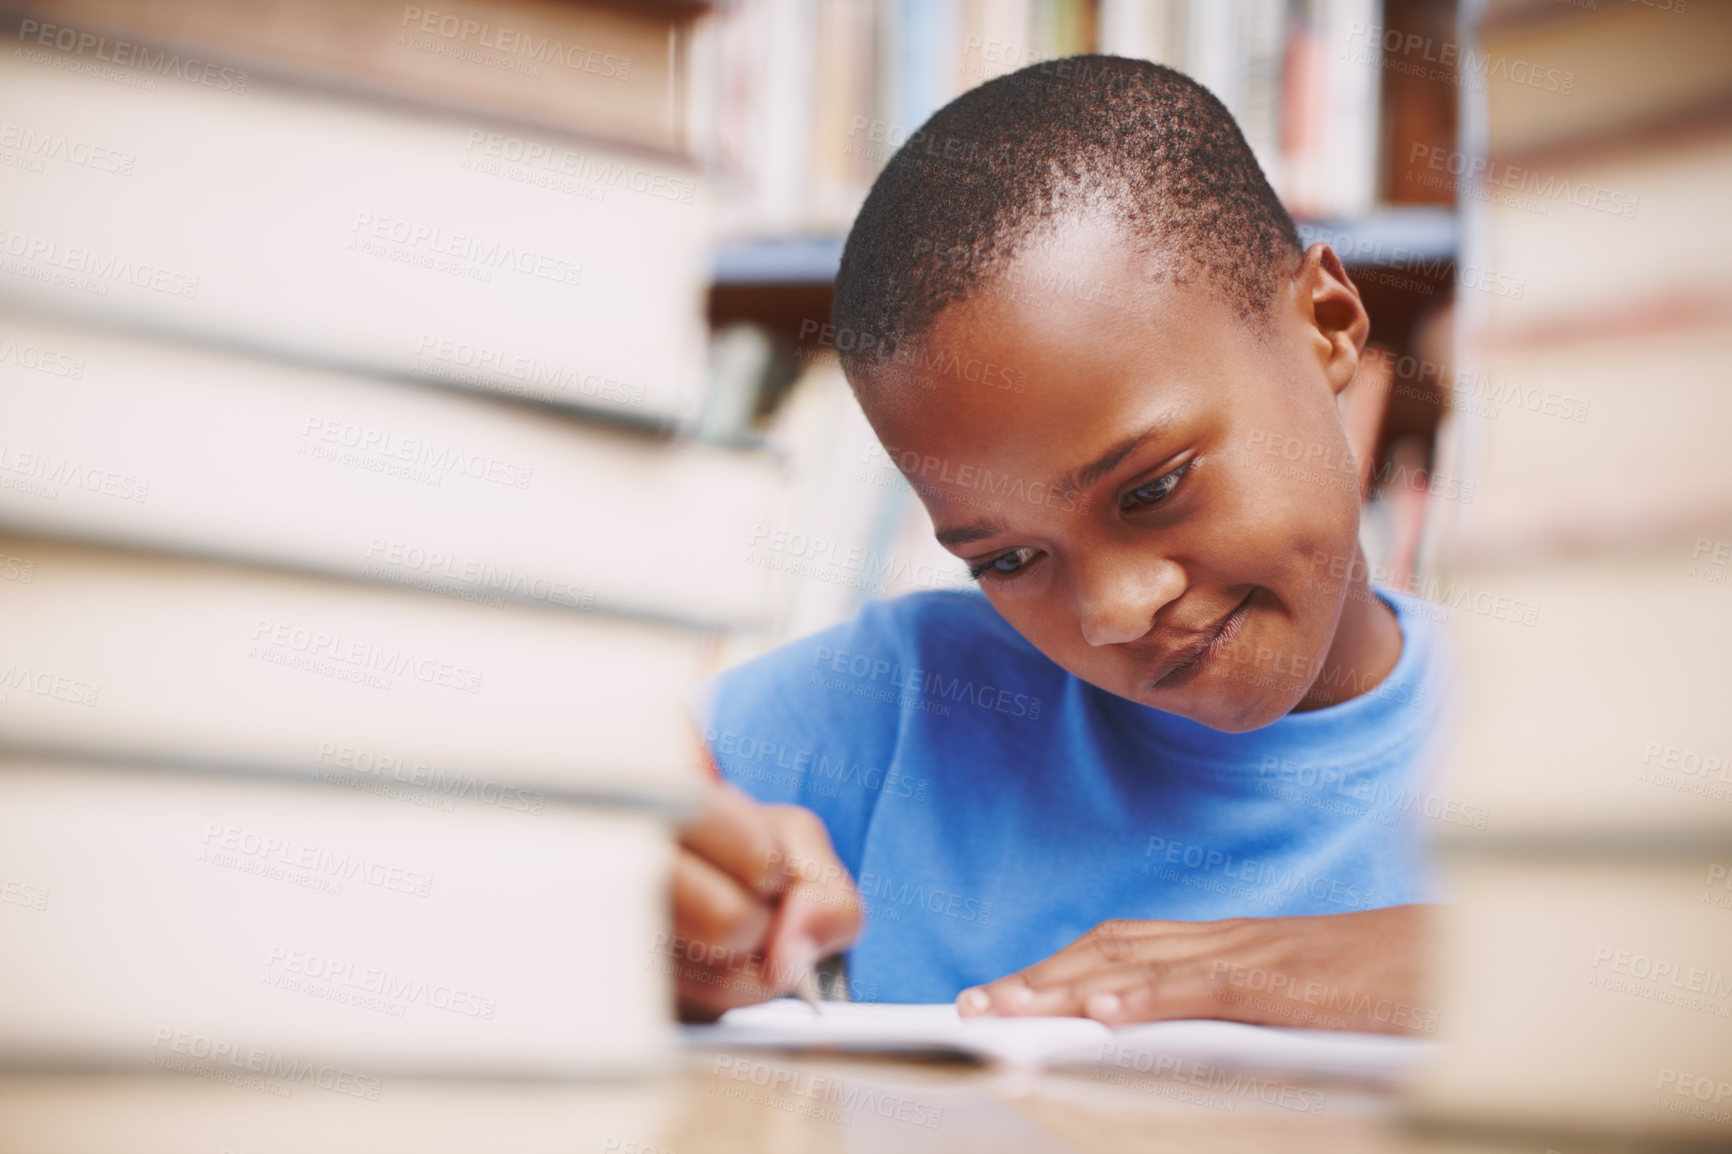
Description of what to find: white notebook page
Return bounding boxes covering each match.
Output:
[685,1000,1438,1083]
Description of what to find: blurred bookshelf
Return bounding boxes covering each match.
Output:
[695,0,1467,590]
[713,205,1458,285]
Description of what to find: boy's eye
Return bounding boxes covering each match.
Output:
[968,547,1038,581]
[1123,461,1191,510]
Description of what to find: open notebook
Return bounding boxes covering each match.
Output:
[683,1001,1437,1084]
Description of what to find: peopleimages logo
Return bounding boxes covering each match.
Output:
[0,121,135,176]
[708,1054,945,1130]
[1209,962,1441,1033]
[1255,759,1490,830]
[1143,835,1386,910]
[0,335,85,378]
[200,824,435,897]
[462,131,697,204]
[248,618,484,695]
[1089,1043,1328,1114]
[414,335,645,408]
[703,727,933,802]
[1407,144,1640,218]
[302,417,534,489]
[810,644,1044,721]
[149,1028,379,1100]
[855,871,992,924]
[1655,1067,1732,1128]
[744,524,971,596]
[16,19,249,92]
[1,876,50,911]
[0,663,100,708]
[0,229,201,299]
[0,441,150,503]
[399,6,632,78]
[1344,21,1575,95]
[348,211,584,288]
[363,537,595,611]
[862,444,1083,513]
[264,945,497,1020]
[314,741,546,815]
[1589,946,1732,1017]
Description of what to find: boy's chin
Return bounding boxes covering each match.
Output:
[1135,675,1308,733]
[1166,693,1294,733]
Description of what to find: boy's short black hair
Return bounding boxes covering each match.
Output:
[832,55,1302,378]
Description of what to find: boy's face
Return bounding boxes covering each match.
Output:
[861,216,1375,732]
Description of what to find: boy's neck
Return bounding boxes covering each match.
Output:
[1291,556,1404,712]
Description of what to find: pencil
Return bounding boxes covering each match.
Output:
[793,968,824,1014]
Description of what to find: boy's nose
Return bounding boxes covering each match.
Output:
[1075,557,1185,647]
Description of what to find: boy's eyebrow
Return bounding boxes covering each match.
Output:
[1056,416,1179,496]
[936,520,1007,548]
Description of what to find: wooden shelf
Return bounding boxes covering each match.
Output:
[1296,206,1460,267]
[714,207,1458,289]
[712,235,846,287]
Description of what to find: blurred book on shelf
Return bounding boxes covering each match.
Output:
[745,357,971,651]
[0,0,747,1088]
[0,315,781,628]
[693,0,1454,240]
[1418,847,1732,1141]
[0,756,674,1078]
[1407,0,1732,1143]
[3,0,696,156]
[0,32,710,425]
[0,534,712,801]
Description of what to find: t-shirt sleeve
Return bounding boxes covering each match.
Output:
[689,600,915,878]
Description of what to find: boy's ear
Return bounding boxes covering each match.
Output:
[1293,243,1370,397]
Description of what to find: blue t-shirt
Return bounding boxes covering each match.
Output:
[695,587,1451,1004]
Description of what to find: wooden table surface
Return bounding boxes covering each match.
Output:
[0,1051,1533,1154]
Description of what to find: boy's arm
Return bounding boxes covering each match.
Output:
[670,779,862,1021]
[954,905,1434,1034]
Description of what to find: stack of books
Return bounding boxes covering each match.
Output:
[1405,0,1732,1143]
[0,0,784,1083]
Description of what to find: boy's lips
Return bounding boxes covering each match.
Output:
[1146,593,1254,688]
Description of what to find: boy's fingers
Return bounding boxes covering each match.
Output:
[957,972,1035,1017]
[679,783,790,899]
[671,793,858,1002]
[1033,961,1217,1020]
[1079,973,1224,1025]
[673,955,783,1021]
[959,960,1218,1021]
[760,805,863,990]
[672,846,774,952]
[958,920,1241,1017]
[764,882,860,989]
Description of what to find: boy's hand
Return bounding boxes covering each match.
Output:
[670,783,862,1021]
[955,905,1432,1034]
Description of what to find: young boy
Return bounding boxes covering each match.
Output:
[671,57,1444,1033]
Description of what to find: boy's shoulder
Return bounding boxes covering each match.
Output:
[776,588,1060,690]
[698,590,1058,858]
[850,588,1031,653]
[703,589,1060,731]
